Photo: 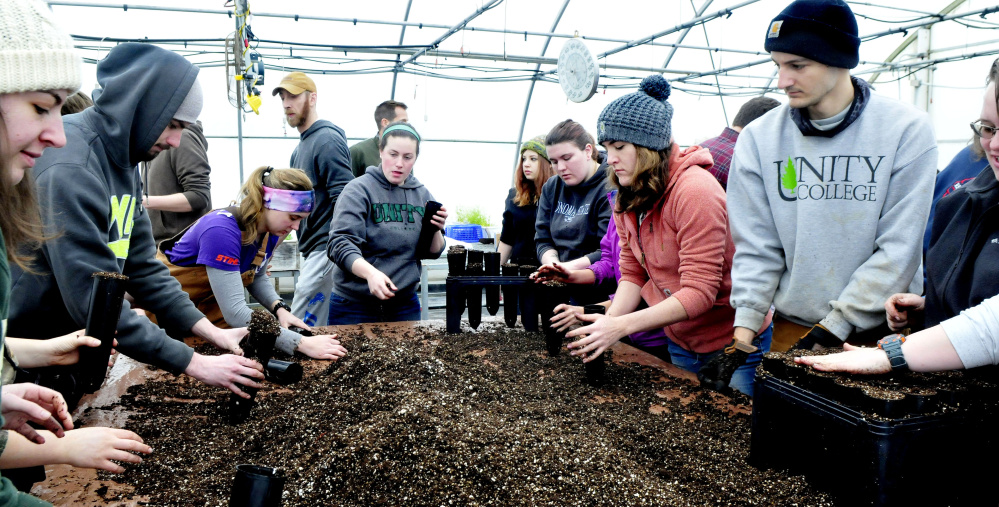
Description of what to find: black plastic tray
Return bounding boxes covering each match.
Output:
[750,374,997,506]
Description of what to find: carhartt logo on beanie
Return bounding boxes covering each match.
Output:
[596,74,673,151]
[0,0,82,94]
[764,0,860,69]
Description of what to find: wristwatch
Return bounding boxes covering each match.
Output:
[877,334,908,371]
[272,299,292,316]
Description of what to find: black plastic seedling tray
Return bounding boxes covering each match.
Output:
[751,373,997,507]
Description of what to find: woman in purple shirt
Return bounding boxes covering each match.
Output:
[161,166,346,361]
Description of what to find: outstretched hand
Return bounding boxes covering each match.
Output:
[794,343,892,375]
[297,334,348,361]
[1,383,73,443]
[185,353,265,398]
[54,427,152,473]
[532,263,570,284]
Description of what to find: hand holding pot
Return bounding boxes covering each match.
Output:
[185,353,264,398]
[296,334,348,361]
[551,304,583,332]
[566,312,627,363]
[1,383,73,443]
[885,293,925,331]
[275,305,309,332]
[697,339,757,392]
[795,343,892,374]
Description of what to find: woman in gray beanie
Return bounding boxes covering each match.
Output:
[564,75,773,396]
[0,0,151,498]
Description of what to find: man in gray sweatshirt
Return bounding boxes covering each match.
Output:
[273,72,353,327]
[9,43,264,406]
[723,0,937,358]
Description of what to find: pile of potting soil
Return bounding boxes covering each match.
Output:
[94,324,835,506]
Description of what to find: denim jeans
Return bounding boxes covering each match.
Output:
[667,324,773,397]
[327,292,421,325]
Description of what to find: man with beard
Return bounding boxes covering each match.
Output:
[273,72,352,326]
[9,43,264,410]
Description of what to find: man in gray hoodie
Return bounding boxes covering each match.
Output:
[9,43,264,406]
[273,72,353,327]
[722,0,937,359]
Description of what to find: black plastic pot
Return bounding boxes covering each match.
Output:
[484,252,501,316]
[228,310,281,425]
[465,262,483,329]
[466,249,484,266]
[416,200,443,256]
[79,272,129,393]
[518,265,539,332]
[447,246,467,277]
[501,263,519,327]
[582,304,606,385]
[230,464,285,507]
[540,282,570,357]
[265,359,303,385]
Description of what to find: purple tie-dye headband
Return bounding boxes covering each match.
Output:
[263,186,314,213]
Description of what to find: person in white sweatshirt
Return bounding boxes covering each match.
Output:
[724,0,937,360]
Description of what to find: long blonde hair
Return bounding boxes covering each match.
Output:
[0,112,49,271]
[237,166,313,245]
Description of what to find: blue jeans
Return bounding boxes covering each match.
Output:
[667,324,773,397]
[327,292,421,325]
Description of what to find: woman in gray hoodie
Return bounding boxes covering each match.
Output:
[326,122,447,324]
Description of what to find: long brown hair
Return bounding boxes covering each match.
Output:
[0,113,48,271]
[513,150,554,206]
[237,166,313,245]
[610,144,673,214]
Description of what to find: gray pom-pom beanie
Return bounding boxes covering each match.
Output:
[597,75,673,151]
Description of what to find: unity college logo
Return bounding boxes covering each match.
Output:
[776,155,885,202]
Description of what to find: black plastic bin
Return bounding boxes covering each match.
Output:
[750,373,997,507]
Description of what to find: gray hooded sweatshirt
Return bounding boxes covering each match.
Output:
[9,43,204,374]
[327,166,444,302]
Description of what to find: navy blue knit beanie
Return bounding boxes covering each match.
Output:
[764,0,860,69]
[597,75,672,151]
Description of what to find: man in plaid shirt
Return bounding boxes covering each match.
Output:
[700,96,780,189]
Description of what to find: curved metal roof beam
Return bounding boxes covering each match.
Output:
[398,0,504,67]
[391,0,414,99]
[868,0,966,84]
[662,0,714,69]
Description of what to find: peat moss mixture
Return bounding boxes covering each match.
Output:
[92,325,836,506]
[760,349,999,420]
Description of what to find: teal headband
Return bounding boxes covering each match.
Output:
[382,124,421,142]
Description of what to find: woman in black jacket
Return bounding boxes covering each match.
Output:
[498,136,554,266]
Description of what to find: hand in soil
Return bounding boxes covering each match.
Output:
[1,383,73,442]
[565,312,625,362]
[184,353,264,398]
[697,341,750,392]
[551,303,583,332]
[296,334,348,361]
[205,326,249,355]
[532,263,570,283]
[50,427,151,473]
[795,343,892,374]
[885,292,925,331]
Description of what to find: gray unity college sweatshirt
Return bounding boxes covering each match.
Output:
[727,89,937,340]
[327,166,445,302]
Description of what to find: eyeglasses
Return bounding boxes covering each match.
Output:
[970,121,998,140]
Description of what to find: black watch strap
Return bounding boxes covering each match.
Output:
[272,300,292,316]
[877,334,908,371]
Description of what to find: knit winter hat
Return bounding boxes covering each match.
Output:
[597,75,673,151]
[0,0,81,94]
[764,0,860,69]
[173,78,203,123]
[520,135,549,163]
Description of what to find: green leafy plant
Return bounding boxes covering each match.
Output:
[455,206,493,227]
